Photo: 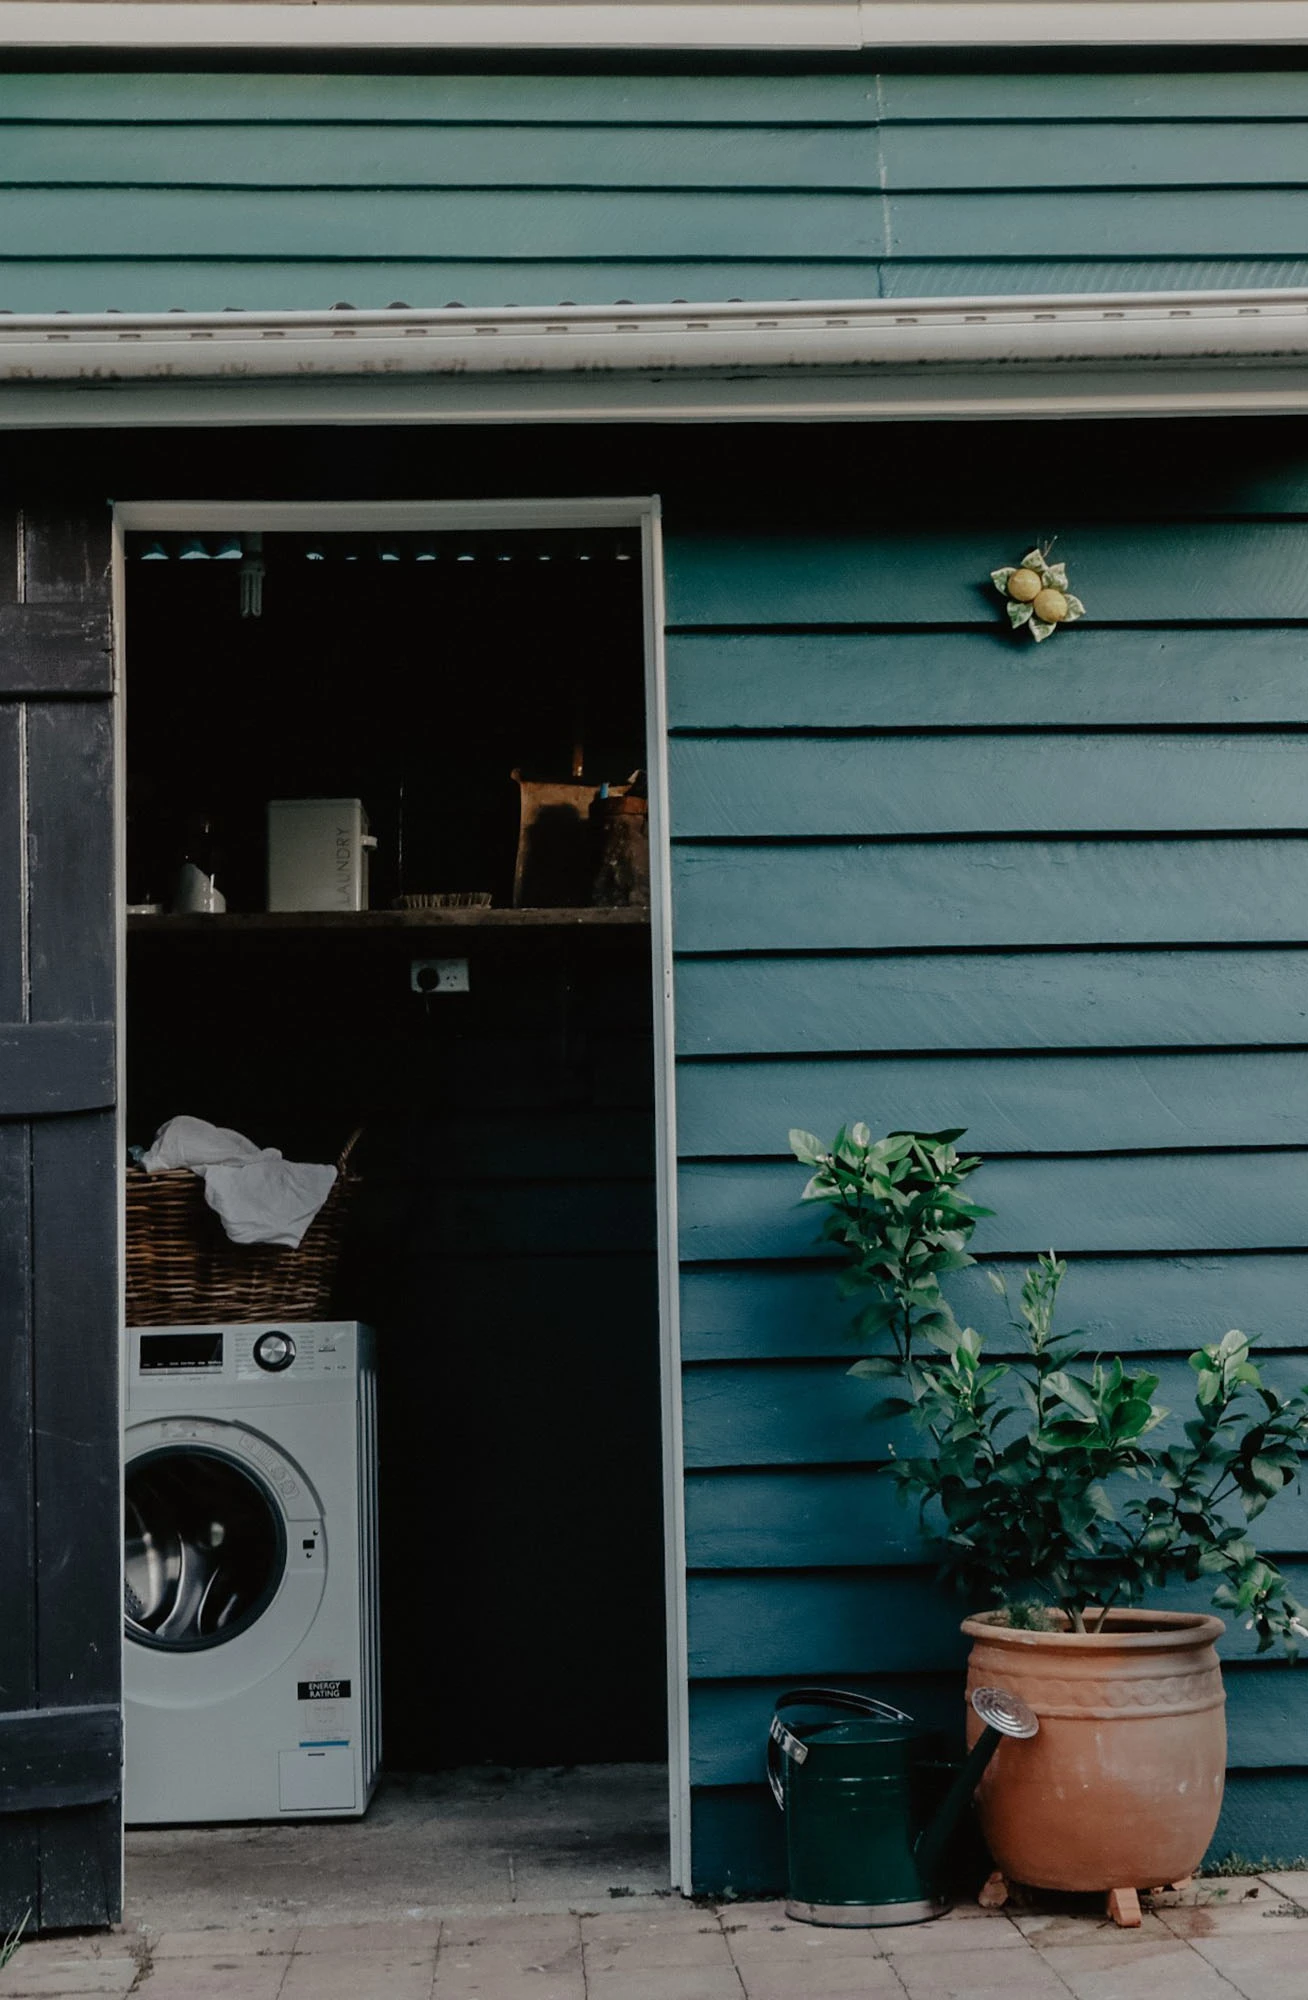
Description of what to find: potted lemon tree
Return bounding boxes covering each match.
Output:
[790,1124,1308,1923]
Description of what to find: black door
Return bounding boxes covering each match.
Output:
[0,507,119,1931]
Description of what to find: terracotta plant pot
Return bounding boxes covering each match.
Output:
[961,1609,1226,1893]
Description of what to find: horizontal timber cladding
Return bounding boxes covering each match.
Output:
[689,1665,1308,1787]
[673,842,1308,954]
[675,952,1308,1057]
[680,1257,1308,1360]
[665,631,1308,732]
[684,1464,1308,1569]
[12,67,1308,311]
[670,735,1308,838]
[663,526,1308,628]
[682,1143,1308,1260]
[689,1569,1308,1685]
[678,1054,1308,1155]
[682,1356,1308,1472]
[665,508,1308,1892]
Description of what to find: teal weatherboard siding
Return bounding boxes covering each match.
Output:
[16,42,1308,1898]
[663,505,1308,1891]
[11,65,1308,309]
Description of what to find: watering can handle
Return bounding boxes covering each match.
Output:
[767,1688,917,1810]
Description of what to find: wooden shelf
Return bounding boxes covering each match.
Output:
[129,906,649,938]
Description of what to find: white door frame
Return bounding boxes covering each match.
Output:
[110,495,691,1895]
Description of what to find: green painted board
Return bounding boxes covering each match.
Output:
[676,1052,1308,1158]
[666,629,1308,732]
[882,122,1308,190]
[669,733,1308,838]
[688,1776,1308,1897]
[687,1566,1308,1680]
[0,258,877,313]
[685,1466,933,1568]
[689,1570,971,1680]
[689,1675,966,1787]
[689,1773,1308,1897]
[679,1255,1308,1361]
[878,73,1308,122]
[1207,1771,1308,1868]
[888,190,1308,261]
[689,1788,784,1899]
[682,1356,1308,1472]
[678,1153,1308,1261]
[880,255,1308,297]
[689,1664,1308,1785]
[685,1465,1308,1574]
[670,839,1308,954]
[0,188,881,261]
[664,525,1308,629]
[0,124,878,191]
[0,72,881,125]
[673,950,1308,1058]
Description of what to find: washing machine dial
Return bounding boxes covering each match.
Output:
[253,1330,296,1373]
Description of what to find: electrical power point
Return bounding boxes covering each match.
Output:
[411,958,470,995]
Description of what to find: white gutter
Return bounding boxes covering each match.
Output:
[5,0,1308,48]
[5,290,1308,427]
[10,292,1308,382]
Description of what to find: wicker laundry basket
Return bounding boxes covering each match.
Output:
[125,1130,362,1327]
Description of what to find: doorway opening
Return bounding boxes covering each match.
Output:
[117,502,683,1919]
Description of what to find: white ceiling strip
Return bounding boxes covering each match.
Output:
[4,1,1308,48]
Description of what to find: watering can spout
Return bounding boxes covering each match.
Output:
[913,1687,1040,1890]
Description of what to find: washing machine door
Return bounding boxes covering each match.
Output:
[124,1416,327,1707]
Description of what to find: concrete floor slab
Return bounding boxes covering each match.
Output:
[126,1764,669,1931]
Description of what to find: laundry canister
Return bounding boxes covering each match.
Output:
[768,1688,950,1927]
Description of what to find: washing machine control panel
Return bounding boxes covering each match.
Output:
[231,1325,355,1382]
[138,1329,225,1372]
[253,1330,296,1372]
[129,1323,364,1401]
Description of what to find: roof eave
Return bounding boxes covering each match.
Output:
[5,292,1308,427]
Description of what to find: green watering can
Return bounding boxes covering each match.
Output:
[768,1684,1039,1927]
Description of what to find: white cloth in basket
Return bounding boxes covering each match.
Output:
[141,1115,338,1249]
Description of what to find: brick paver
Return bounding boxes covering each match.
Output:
[2,1880,1304,1999]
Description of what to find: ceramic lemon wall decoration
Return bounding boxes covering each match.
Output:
[992,546,1086,642]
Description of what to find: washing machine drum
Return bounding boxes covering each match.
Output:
[125,1446,285,1650]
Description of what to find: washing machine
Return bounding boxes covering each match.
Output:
[123,1320,380,1824]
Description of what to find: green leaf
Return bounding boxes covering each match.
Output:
[847,1356,901,1380]
[1008,601,1033,628]
[1029,618,1056,643]
[1045,1371,1099,1422]
[788,1129,826,1166]
[852,1298,901,1336]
